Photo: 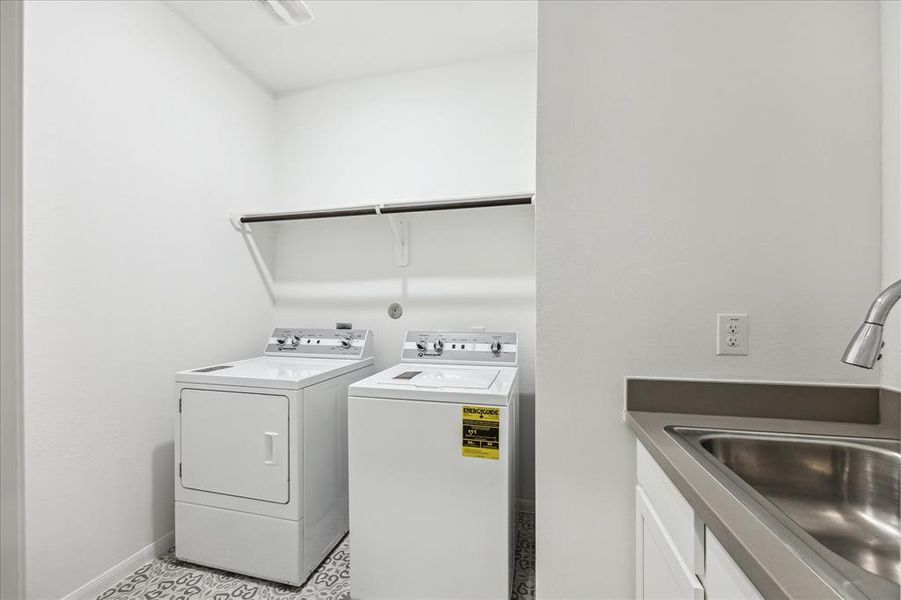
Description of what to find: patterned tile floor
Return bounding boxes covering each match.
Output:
[99,511,535,600]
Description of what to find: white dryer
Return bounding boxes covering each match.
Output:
[348,331,519,600]
[174,327,375,585]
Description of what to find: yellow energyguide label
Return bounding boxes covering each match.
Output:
[462,406,500,460]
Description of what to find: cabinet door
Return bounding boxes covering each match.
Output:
[636,486,704,600]
[180,389,289,503]
[705,529,764,600]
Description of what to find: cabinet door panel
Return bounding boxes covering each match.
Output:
[636,486,704,600]
[706,529,764,600]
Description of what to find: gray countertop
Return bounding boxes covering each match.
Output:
[627,406,898,600]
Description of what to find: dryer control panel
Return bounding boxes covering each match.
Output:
[402,331,517,366]
[264,328,374,359]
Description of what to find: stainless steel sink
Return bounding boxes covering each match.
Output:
[669,427,901,600]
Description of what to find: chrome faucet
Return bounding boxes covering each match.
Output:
[842,278,901,368]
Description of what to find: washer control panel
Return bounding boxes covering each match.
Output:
[264,328,373,358]
[402,331,518,366]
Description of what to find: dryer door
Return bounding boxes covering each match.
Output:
[180,389,289,503]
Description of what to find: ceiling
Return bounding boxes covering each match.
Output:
[164,0,537,94]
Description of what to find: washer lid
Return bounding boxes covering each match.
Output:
[349,363,517,406]
[175,355,374,390]
[386,368,499,389]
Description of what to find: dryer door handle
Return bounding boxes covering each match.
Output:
[264,432,279,465]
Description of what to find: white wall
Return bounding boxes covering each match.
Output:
[1,1,24,598]
[23,2,275,597]
[882,0,901,391]
[269,54,537,501]
[274,54,536,208]
[536,2,881,597]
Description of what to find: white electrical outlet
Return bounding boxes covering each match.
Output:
[717,313,749,355]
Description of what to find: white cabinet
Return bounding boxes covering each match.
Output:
[636,442,701,567]
[636,440,763,600]
[705,529,764,600]
[636,486,704,600]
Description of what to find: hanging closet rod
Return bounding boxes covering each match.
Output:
[238,193,534,224]
[240,206,377,223]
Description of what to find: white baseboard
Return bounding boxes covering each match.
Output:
[516,498,535,514]
[62,530,174,600]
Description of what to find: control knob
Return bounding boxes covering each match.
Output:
[490,340,503,355]
[340,337,353,349]
[287,335,300,347]
[416,340,428,352]
[433,339,444,354]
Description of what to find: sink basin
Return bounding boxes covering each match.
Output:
[669,427,901,599]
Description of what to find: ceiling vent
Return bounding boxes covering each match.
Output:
[255,0,314,27]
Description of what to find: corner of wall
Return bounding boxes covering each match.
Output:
[881,0,901,391]
[0,1,25,598]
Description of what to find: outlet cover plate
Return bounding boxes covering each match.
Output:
[717,313,749,355]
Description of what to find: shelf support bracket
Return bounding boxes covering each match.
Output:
[228,210,244,231]
[381,211,409,267]
[227,210,276,301]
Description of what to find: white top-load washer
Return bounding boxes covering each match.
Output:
[174,327,375,585]
[348,331,519,600]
